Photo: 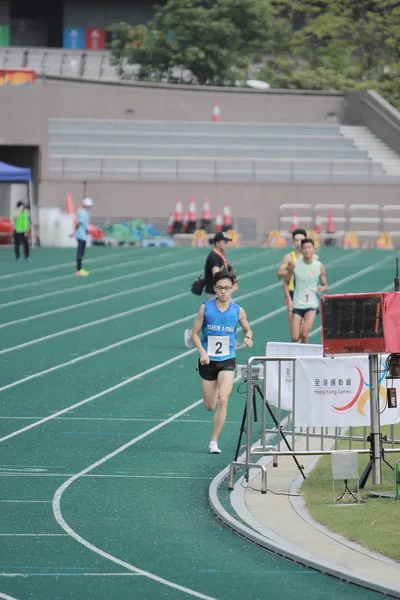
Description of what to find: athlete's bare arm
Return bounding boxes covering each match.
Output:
[239,308,253,348]
[318,264,328,294]
[191,305,210,364]
[283,264,294,310]
[277,252,293,280]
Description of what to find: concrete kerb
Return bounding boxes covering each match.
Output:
[208,446,400,599]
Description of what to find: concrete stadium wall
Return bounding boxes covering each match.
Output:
[40,179,400,238]
[0,77,399,238]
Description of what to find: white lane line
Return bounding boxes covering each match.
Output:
[0,349,196,443]
[0,255,202,309]
[0,248,189,293]
[0,262,280,354]
[0,284,275,441]
[0,417,237,424]
[0,592,21,600]
[0,500,51,503]
[0,247,151,280]
[0,280,276,392]
[0,255,203,293]
[0,268,200,330]
[0,291,191,355]
[0,251,377,392]
[0,474,212,480]
[0,252,274,327]
[0,573,141,577]
[0,250,385,446]
[0,254,373,443]
[53,398,217,600]
[0,534,68,537]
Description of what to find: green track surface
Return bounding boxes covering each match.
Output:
[0,246,396,600]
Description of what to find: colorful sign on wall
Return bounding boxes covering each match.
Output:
[0,69,36,86]
[63,27,84,50]
[85,29,106,50]
[0,25,9,47]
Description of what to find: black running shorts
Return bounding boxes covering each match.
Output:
[198,358,237,381]
[292,307,318,318]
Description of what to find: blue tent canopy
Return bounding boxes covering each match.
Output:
[0,161,31,181]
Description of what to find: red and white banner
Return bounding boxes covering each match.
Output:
[295,355,400,427]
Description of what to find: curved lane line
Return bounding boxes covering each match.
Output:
[52,398,217,600]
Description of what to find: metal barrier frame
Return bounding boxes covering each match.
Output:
[229,356,400,494]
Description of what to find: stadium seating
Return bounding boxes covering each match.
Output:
[48,119,392,182]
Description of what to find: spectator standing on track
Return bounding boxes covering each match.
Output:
[185,231,238,348]
[191,271,253,454]
[13,200,31,262]
[70,197,93,277]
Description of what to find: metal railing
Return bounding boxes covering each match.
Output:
[47,155,398,183]
[229,356,400,494]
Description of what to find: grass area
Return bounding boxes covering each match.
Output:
[301,424,400,562]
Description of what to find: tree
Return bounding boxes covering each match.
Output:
[255,0,400,109]
[107,0,400,109]
[108,0,273,85]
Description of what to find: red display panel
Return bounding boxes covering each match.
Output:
[321,292,400,355]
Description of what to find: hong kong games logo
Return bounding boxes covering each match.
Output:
[331,363,387,416]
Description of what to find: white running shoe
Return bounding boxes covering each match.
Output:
[209,441,221,454]
[184,328,193,348]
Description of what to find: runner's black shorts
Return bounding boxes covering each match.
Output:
[197,358,237,381]
[292,307,319,318]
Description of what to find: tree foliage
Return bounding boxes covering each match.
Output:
[107,0,400,108]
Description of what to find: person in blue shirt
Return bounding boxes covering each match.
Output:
[70,197,93,276]
[191,270,253,454]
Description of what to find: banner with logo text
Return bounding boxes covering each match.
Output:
[295,355,400,427]
[266,341,323,410]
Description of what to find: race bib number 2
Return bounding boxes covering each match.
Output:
[207,335,230,358]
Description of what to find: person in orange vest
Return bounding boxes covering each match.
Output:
[13,200,31,262]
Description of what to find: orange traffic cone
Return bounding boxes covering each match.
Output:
[290,210,299,233]
[222,202,232,232]
[167,212,174,235]
[182,211,189,233]
[65,194,75,215]
[314,211,322,234]
[187,197,197,234]
[215,211,223,233]
[200,197,212,233]
[326,210,335,234]
[212,102,221,123]
[173,199,183,234]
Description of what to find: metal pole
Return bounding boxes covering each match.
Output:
[369,353,382,485]
[245,358,254,476]
[261,363,267,448]
[28,179,36,248]
[275,361,281,452]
